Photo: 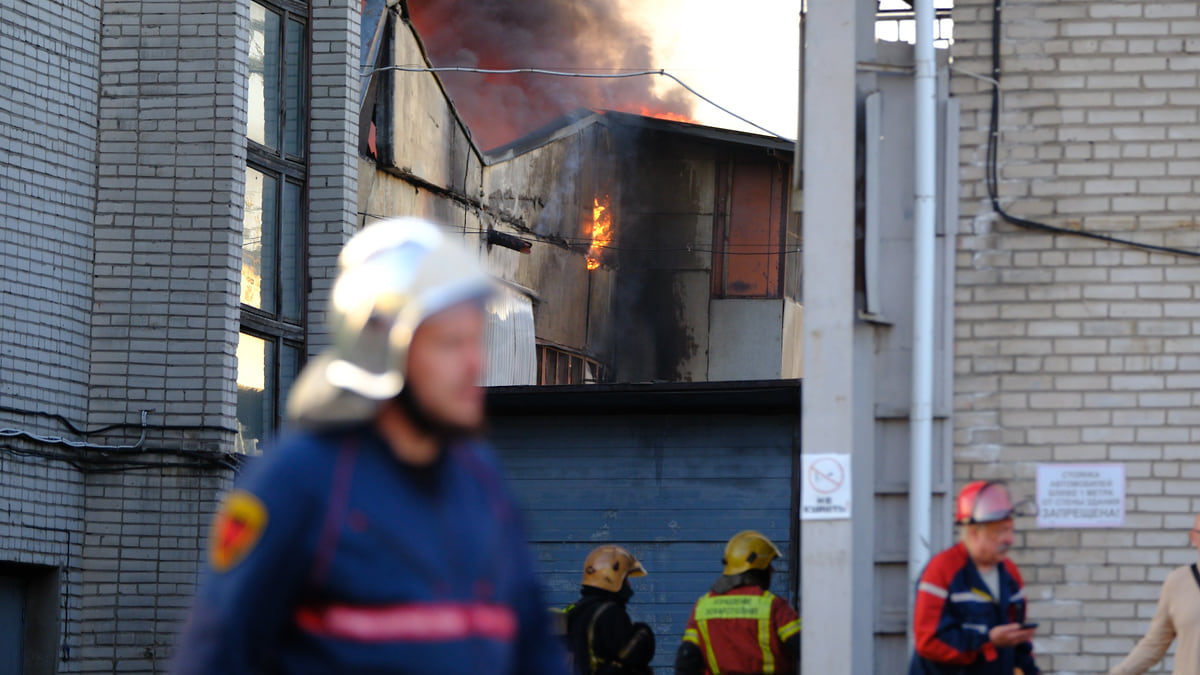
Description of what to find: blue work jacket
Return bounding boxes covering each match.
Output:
[171,426,568,675]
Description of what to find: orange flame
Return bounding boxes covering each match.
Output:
[632,106,697,124]
[586,195,612,271]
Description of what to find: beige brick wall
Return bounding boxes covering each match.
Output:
[952,0,1200,672]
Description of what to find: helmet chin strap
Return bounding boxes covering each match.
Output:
[618,578,634,602]
[396,383,472,440]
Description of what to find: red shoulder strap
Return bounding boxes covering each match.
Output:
[308,436,361,585]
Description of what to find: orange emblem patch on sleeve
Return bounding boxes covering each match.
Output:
[209,490,269,573]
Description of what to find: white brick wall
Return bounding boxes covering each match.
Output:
[306,0,361,353]
[76,468,229,673]
[0,456,86,670]
[0,0,100,425]
[953,1,1200,672]
[87,0,247,446]
[2,0,361,671]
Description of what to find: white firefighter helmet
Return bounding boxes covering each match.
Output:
[285,218,495,427]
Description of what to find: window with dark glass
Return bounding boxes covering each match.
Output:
[239,0,308,453]
[248,1,306,158]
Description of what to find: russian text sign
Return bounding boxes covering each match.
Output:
[1036,463,1124,528]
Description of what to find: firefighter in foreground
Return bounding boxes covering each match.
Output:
[171,218,567,674]
[675,531,800,675]
[565,545,656,674]
[909,481,1039,675]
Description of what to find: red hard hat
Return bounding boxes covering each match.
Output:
[955,481,1015,524]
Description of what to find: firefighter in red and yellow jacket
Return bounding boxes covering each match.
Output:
[675,531,800,675]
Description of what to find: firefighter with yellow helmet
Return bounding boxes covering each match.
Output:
[565,545,656,674]
[675,531,800,675]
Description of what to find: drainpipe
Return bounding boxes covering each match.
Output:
[908,0,938,642]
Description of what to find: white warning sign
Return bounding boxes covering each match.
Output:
[1036,464,1125,528]
[801,454,851,520]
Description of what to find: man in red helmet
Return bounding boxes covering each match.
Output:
[909,481,1040,675]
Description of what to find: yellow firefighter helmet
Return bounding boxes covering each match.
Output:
[722,530,782,576]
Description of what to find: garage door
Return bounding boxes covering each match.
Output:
[489,387,799,674]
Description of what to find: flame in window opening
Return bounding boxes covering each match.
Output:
[587,195,612,271]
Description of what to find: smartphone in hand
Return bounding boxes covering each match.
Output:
[1019,622,1038,630]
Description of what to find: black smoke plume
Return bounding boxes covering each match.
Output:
[407,0,695,150]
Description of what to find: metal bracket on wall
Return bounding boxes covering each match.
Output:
[856,61,916,75]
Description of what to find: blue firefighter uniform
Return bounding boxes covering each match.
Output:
[909,542,1039,675]
[171,426,568,675]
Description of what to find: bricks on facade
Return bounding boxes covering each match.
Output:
[952,0,1200,672]
[307,0,361,354]
[1,0,359,671]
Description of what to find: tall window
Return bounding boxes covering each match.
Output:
[711,156,790,299]
[238,0,308,453]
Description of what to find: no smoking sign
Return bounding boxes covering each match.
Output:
[801,454,851,520]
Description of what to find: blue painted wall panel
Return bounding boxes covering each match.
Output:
[491,413,798,674]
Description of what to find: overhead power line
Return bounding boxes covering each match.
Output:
[357,213,802,255]
[362,65,792,141]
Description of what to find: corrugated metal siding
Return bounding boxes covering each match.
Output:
[482,289,537,386]
[490,413,797,674]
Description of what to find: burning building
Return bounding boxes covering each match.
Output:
[362,3,801,386]
[483,110,801,385]
[356,16,805,669]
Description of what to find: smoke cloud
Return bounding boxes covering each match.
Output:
[407,0,695,150]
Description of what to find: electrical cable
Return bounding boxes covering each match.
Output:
[357,213,803,255]
[0,405,245,473]
[0,443,244,474]
[949,65,1000,88]
[985,0,1200,260]
[0,404,233,436]
[571,243,803,255]
[362,65,792,140]
[0,410,147,451]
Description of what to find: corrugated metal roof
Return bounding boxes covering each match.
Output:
[483,108,795,164]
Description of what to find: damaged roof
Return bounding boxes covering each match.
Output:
[483,108,795,164]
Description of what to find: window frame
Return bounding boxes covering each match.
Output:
[235,326,304,452]
[239,163,308,333]
[710,152,790,300]
[247,0,310,160]
[239,0,311,446]
[535,344,610,385]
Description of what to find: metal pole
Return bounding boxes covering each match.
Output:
[907,0,938,639]
[801,0,857,670]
